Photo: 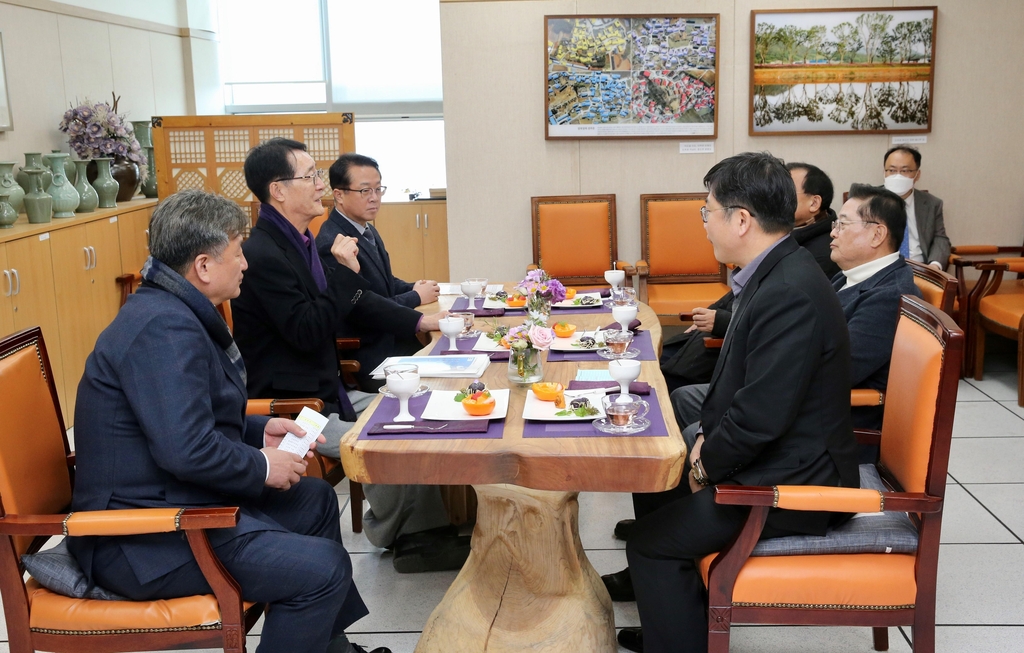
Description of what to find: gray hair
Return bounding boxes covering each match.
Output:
[148,190,250,275]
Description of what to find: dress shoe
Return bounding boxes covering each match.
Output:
[393,532,471,573]
[351,645,392,653]
[614,518,635,541]
[384,524,458,551]
[601,566,635,602]
[617,627,644,652]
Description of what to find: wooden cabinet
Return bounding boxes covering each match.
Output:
[50,218,125,421]
[0,199,157,426]
[118,204,153,275]
[1,234,67,414]
[373,200,449,282]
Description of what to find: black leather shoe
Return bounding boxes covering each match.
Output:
[617,627,644,652]
[601,567,635,602]
[614,518,636,541]
[351,645,392,653]
[393,533,471,573]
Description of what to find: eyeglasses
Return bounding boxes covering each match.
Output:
[340,186,387,198]
[700,205,749,223]
[884,167,918,176]
[280,169,325,184]
[831,219,880,232]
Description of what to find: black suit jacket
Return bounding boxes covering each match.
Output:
[315,209,424,387]
[232,218,419,409]
[792,209,840,279]
[700,237,859,536]
[833,257,922,429]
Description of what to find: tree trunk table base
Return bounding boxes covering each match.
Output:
[415,484,616,653]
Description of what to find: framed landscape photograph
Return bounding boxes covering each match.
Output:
[545,15,719,140]
[0,33,12,131]
[750,7,936,135]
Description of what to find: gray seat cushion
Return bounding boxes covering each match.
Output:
[21,539,127,601]
[750,465,919,556]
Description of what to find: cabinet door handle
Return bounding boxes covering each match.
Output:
[11,268,19,296]
[415,213,420,229]
[89,246,97,270]
[145,229,150,251]
[84,247,91,269]
[2,270,10,297]
[424,213,429,230]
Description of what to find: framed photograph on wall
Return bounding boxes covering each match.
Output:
[545,15,719,140]
[750,7,937,136]
[0,33,12,131]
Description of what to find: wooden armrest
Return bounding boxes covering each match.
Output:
[851,389,884,406]
[614,260,633,274]
[854,428,881,446]
[680,312,694,321]
[703,337,723,349]
[0,507,240,537]
[526,264,539,271]
[952,246,1001,256]
[336,337,361,351]
[634,260,649,276]
[246,398,324,416]
[713,485,942,513]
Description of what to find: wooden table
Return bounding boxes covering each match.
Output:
[340,295,686,653]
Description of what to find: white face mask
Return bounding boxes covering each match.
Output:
[883,174,915,196]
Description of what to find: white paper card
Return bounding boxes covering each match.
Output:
[679,142,715,154]
[891,135,927,144]
[277,407,329,457]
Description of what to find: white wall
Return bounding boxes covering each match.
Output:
[0,1,190,162]
[440,0,1024,282]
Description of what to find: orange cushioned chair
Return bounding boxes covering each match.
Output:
[529,194,629,285]
[0,327,264,653]
[907,260,957,316]
[634,194,730,325]
[970,258,1024,405]
[701,295,962,653]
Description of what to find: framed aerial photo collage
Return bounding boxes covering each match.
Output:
[545,15,719,140]
[750,7,937,135]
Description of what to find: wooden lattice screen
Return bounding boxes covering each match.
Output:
[151,113,356,206]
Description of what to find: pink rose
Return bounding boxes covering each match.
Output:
[528,325,555,351]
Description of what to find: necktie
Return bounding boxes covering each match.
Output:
[361,228,386,269]
[899,227,910,258]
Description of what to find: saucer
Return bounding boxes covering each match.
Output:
[592,416,651,435]
[596,347,640,360]
[378,384,430,399]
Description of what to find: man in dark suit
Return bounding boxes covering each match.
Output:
[316,153,443,390]
[617,152,859,653]
[232,139,468,573]
[881,145,950,269]
[788,161,841,279]
[68,190,389,653]
[831,185,922,431]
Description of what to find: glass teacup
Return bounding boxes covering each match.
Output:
[604,330,634,356]
[450,311,475,336]
[601,393,650,427]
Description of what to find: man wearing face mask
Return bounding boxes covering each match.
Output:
[874,146,949,270]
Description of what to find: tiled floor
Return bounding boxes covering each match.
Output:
[7,346,1024,652]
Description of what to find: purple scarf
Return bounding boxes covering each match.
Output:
[258,204,328,292]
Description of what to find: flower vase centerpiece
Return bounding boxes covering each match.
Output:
[504,324,555,385]
[58,93,147,202]
[517,269,566,327]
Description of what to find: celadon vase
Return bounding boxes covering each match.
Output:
[22,168,52,224]
[74,160,99,213]
[141,146,157,198]
[91,157,118,209]
[52,149,76,185]
[0,189,18,228]
[45,153,80,218]
[17,153,51,192]
[0,162,25,213]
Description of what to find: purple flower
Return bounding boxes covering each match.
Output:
[546,279,567,303]
[115,142,129,157]
[85,122,104,137]
[77,106,93,121]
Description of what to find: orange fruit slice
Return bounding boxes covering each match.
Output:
[506,294,527,307]
[553,322,577,338]
[531,382,565,402]
[462,391,496,416]
[565,288,577,299]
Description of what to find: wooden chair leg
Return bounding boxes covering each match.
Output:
[350,481,364,533]
[973,319,987,380]
[873,626,889,651]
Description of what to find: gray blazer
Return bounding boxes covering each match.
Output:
[913,189,950,269]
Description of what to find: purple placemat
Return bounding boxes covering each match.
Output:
[577,288,612,297]
[546,330,656,362]
[567,380,652,395]
[522,390,671,438]
[451,297,519,313]
[358,393,505,440]
[429,337,510,361]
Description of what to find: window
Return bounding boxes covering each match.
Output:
[355,120,446,197]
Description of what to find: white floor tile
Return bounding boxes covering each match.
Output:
[940,484,1019,543]
[965,372,1019,402]
[346,550,459,634]
[947,437,1024,483]
[935,625,1024,652]
[999,400,1024,419]
[936,544,1024,625]
[964,484,1024,541]
[347,631,422,653]
[726,625,912,652]
[957,379,991,401]
[952,402,1024,438]
[578,491,631,551]
[340,496,389,553]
